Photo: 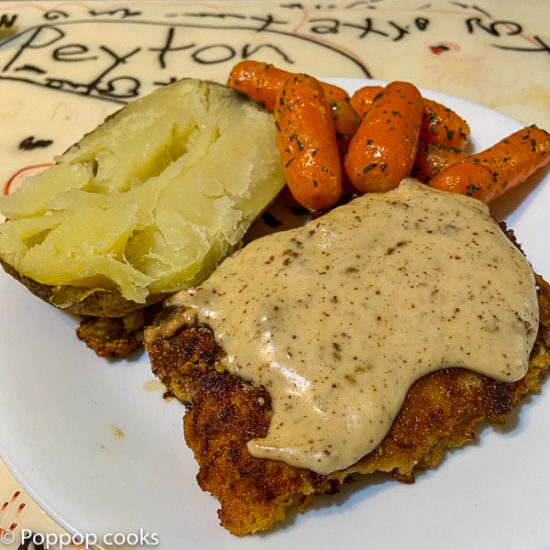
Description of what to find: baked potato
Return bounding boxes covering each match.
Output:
[0,79,285,317]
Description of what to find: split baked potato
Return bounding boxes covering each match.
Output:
[0,79,285,316]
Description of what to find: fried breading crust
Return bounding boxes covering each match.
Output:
[76,305,161,358]
[145,275,550,536]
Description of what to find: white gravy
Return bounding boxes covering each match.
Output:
[168,179,539,475]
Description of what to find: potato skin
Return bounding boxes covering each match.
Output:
[0,259,166,317]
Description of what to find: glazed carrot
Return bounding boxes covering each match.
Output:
[331,100,361,138]
[332,99,361,155]
[318,81,349,103]
[227,60,348,111]
[227,61,357,152]
[274,74,342,211]
[349,85,383,119]
[344,81,423,193]
[429,125,550,202]
[228,61,294,111]
[350,85,470,150]
[412,141,468,183]
[420,98,470,150]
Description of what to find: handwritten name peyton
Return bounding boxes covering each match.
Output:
[0,4,547,106]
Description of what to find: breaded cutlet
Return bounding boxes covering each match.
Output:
[144,273,550,536]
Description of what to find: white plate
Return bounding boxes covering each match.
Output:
[0,79,549,550]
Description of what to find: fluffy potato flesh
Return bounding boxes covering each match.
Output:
[0,79,285,306]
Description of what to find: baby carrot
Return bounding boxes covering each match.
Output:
[420,99,470,150]
[332,99,361,155]
[227,60,289,111]
[412,141,468,183]
[227,60,348,111]
[274,74,342,211]
[349,85,383,119]
[344,81,423,193]
[350,86,470,149]
[227,60,357,154]
[428,125,550,202]
[318,80,349,103]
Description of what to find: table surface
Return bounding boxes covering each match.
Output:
[0,1,549,548]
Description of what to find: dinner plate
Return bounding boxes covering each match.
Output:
[0,78,549,550]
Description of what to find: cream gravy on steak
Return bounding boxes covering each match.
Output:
[168,179,538,474]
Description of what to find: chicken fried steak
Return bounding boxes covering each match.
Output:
[145,181,548,535]
[145,275,550,536]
